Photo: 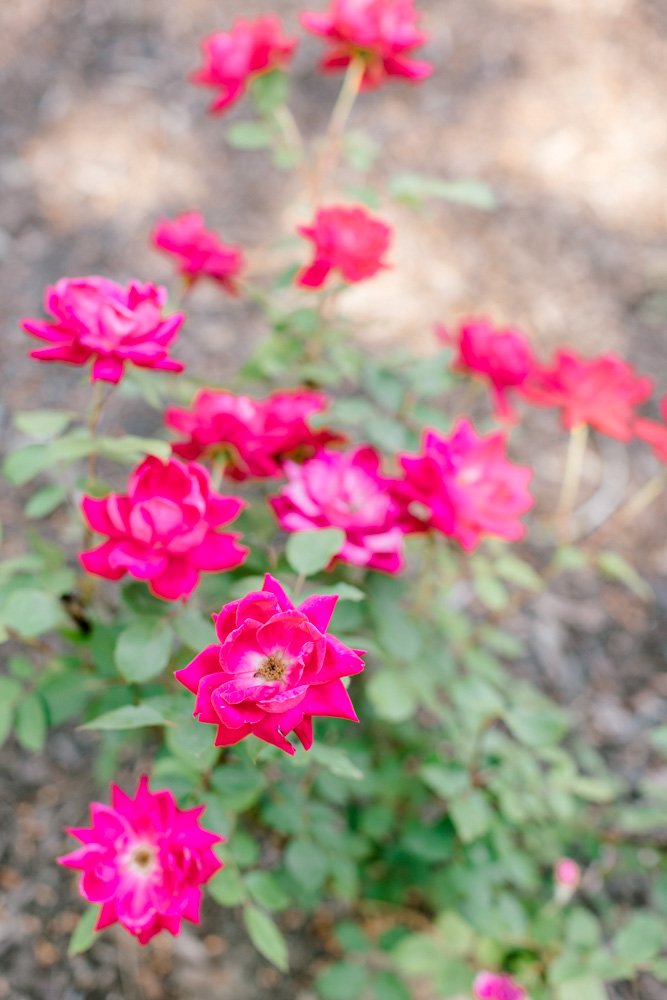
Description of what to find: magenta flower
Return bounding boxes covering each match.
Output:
[521,350,653,440]
[80,456,247,601]
[191,15,298,115]
[22,276,184,384]
[301,0,433,90]
[165,388,343,480]
[474,972,526,1000]
[270,447,405,573]
[152,212,244,294]
[58,776,222,945]
[635,396,667,462]
[396,421,533,551]
[174,574,364,755]
[296,205,392,289]
[439,318,536,421]
[555,857,581,888]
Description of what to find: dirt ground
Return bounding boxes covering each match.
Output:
[1,1,667,997]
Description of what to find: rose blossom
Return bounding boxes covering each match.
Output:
[438,318,536,421]
[473,971,526,1000]
[555,857,581,888]
[295,205,392,289]
[270,446,405,573]
[22,276,184,384]
[151,213,244,293]
[174,574,365,755]
[301,0,433,90]
[165,388,342,479]
[395,421,533,551]
[80,456,247,601]
[58,775,222,945]
[191,15,297,115]
[635,396,667,462]
[521,349,652,440]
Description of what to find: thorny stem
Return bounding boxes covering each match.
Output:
[314,57,366,199]
[556,423,589,541]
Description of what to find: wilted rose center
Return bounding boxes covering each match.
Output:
[256,653,287,682]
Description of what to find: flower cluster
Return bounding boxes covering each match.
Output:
[80,456,247,600]
[23,276,184,384]
[165,388,342,478]
[175,574,365,754]
[152,212,244,293]
[58,776,222,944]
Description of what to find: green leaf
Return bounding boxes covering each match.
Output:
[3,589,65,638]
[613,911,667,962]
[15,409,76,437]
[307,744,364,781]
[96,435,171,464]
[250,69,290,115]
[81,704,167,730]
[597,550,653,601]
[227,121,273,150]
[165,717,218,771]
[371,971,411,1000]
[172,605,215,650]
[389,171,496,210]
[3,444,51,485]
[315,961,368,1000]
[473,574,509,612]
[449,790,493,843]
[421,763,469,799]
[211,765,267,812]
[506,704,568,748]
[243,905,289,972]
[344,131,380,172]
[15,693,48,751]
[246,871,291,911]
[68,906,100,956]
[367,670,416,722]
[494,554,543,591]
[285,838,328,892]
[285,528,346,576]
[555,977,607,1000]
[208,867,247,907]
[114,619,173,682]
[651,725,667,755]
[0,676,21,746]
[25,484,68,519]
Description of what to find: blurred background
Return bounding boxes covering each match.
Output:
[1,1,667,997]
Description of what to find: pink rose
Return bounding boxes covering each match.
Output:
[270,446,405,573]
[174,574,365,755]
[555,857,581,888]
[296,205,392,289]
[165,388,343,479]
[22,276,184,384]
[152,212,244,293]
[473,971,527,1000]
[439,318,535,421]
[58,776,222,945]
[191,15,297,115]
[396,420,533,551]
[80,456,247,601]
[521,350,653,440]
[301,0,433,89]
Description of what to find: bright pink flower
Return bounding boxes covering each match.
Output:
[191,16,297,115]
[396,421,533,551]
[521,350,652,440]
[635,396,667,462]
[555,857,581,888]
[474,971,526,1000]
[439,319,536,421]
[301,0,433,89]
[165,388,343,480]
[270,447,405,573]
[152,213,244,294]
[174,574,364,755]
[80,456,247,601]
[296,205,392,289]
[22,276,184,384]
[58,775,222,945]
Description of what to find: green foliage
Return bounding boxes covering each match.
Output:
[243,905,289,971]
